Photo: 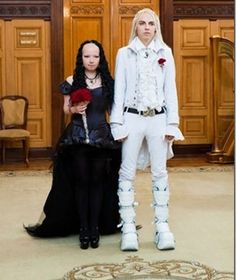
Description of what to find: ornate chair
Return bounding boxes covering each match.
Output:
[0,95,30,165]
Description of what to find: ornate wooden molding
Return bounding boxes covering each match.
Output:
[71,6,104,15]
[0,0,50,20]
[119,6,147,15]
[173,1,234,20]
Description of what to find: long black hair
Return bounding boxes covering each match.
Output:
[72,40,114,108]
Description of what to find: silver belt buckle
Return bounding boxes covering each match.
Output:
[143,108,155,117]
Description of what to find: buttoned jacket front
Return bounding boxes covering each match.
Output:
[110,37,180,126]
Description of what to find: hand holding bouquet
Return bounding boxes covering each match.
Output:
[70,88,92,143]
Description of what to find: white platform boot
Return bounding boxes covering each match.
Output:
[118,181,139,251]
[152,179,175,250]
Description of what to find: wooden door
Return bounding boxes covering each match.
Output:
[0,20,6,97]
[174,19,234,145]
[0,19,51,148]
[63,0,160,77]
[174,20,212,145]
[110,0,160,72]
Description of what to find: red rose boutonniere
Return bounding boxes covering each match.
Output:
[158,58,166,67]
[70,88,92,144]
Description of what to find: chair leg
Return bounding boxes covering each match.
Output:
[2,141,6,163]
[23,138,30,167]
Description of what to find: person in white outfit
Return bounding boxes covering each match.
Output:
[110,8,184,251]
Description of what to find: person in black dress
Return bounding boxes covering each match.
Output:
[24,40,121,249]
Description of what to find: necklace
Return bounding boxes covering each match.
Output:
[144,51,149,58]
[85,73,99,85]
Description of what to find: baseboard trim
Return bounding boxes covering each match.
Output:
[0,144,212,161]
[173,144,212,155]
[1,147,53,161]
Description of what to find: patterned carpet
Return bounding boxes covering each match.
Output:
[0,166,233,280]
[0,165,233,177]
[63,256,234,279]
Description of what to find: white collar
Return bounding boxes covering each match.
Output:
[135,37,155,51]
[128,37,165,54]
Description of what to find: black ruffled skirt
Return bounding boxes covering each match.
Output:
[24,143,121,237]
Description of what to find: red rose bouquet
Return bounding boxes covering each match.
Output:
[70,88,92,105]
[70,88,92,143]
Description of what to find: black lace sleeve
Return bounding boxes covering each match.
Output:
[59,80,72,95]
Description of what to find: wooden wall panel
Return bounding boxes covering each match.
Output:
[71,17,103,59]
[174,19,234,145]
[174,20,211,144]
[2,20,51,148]
[182,57,206,108]
[183,116,207,142]
[64,0,160,76]
[173,0,234,20]
[0,57,2,96]
[64,0,111,78]
[0,21,6,97]
[110,0,159,72]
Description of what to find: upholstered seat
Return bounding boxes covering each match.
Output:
[0,129,30,138]
[0,95,30,165]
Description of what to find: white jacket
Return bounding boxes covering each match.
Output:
[110,37,184,165]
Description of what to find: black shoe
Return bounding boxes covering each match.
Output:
[90,227,100,249]
[79,228,89,250]
[23,224,40,237]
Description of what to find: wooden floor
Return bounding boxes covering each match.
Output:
[0,153,229,171]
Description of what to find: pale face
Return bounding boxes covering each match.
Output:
[82,43,100,73]
[136,12,156,46]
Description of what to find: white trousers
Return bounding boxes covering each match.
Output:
[119,112,168,183]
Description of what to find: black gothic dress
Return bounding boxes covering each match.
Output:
[24,84,121,237]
